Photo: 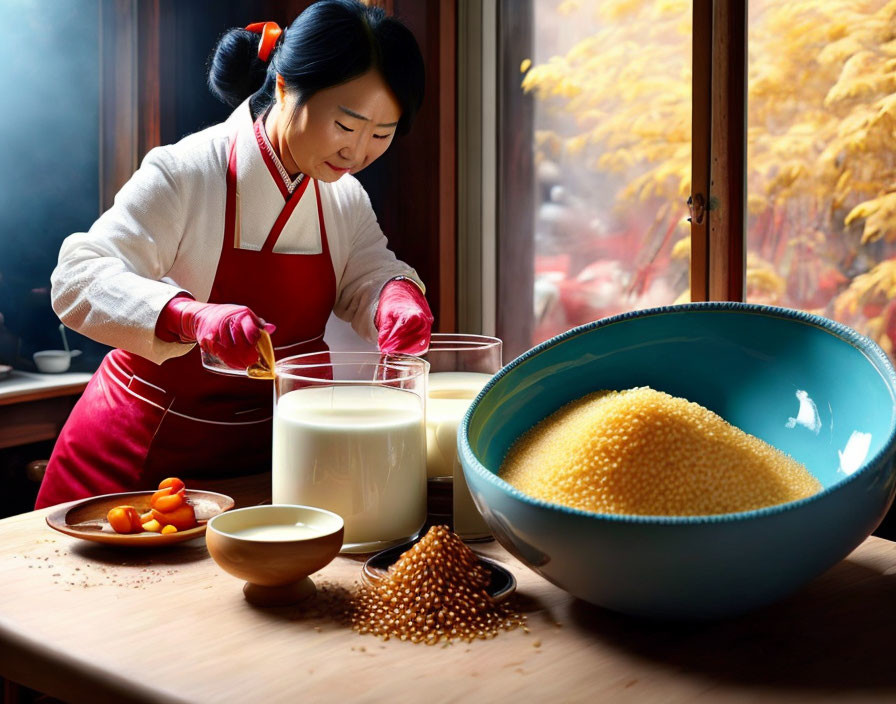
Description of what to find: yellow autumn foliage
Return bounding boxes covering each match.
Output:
[845,193,896,243]
[522,0,896,351]
[745,253,787,302]
[835,259,896,317]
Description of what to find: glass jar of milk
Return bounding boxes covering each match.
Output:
[422,334,502,540]
[272,351,429,554]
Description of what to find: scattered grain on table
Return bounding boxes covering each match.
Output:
[17,548,180,589]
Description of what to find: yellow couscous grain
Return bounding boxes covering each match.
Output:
[499,387,821,516]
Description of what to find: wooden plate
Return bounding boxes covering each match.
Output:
[46,490,235,546]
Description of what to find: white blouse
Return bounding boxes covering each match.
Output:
[50,100,423,365]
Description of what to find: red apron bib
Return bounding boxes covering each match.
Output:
[36,124,336,508]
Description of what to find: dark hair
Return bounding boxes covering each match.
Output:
[207,0,424,135]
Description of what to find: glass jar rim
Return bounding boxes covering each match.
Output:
[275,350,429,383]
[426,333,502,352]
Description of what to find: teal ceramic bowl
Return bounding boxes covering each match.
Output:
[458,302,896,619]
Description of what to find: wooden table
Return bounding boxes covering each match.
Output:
[0,370,92,450]
[2,473,896,704]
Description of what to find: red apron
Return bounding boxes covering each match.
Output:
[36,122,337,508]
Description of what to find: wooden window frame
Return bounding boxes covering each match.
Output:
[691,0,747,302]
[457,0,498,337]
[495,0,535,360]
[492,0,748,358]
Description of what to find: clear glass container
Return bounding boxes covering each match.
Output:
[272,351,429,554]
[422,334,502,540]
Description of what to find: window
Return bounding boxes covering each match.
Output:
[489,0,692,360]
[489,0,896,364]
[522,0,691,346]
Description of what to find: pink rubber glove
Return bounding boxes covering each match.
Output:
[156,296,276,369]
[375,279,434,355]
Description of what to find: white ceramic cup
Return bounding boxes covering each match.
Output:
[33,349,81,373]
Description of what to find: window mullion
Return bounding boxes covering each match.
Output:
[691,0,713,302]
[708,0,747,301]
[693,0,747,302]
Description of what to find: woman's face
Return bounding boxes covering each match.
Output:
[269,69,402,182]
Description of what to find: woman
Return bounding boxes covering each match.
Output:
[35,0,433,508]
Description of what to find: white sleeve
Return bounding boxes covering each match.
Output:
[330,180,425,343]
[50,146,195,364]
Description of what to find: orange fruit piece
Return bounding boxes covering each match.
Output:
[141,519,162,533]
[151,502,197,531]
[158,477,186,494]
[151,489,184,512]
[107,505,143,534]
[151,476,188,511]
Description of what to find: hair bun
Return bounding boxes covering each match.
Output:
[207,28,270,108]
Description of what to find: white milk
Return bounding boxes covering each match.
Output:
[272,385,426,551]
[426,372,491,477]
[231,523,325,541]
[426,371,492,538]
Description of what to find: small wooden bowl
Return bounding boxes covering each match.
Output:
[206,505,344,607]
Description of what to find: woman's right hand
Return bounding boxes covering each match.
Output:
[157,296,276,369]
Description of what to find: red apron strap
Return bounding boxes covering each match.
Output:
[314,180,328,246]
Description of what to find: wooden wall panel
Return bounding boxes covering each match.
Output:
[137,0,161,158]
[99,0,137,212]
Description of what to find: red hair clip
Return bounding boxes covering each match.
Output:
[245,21,282,62]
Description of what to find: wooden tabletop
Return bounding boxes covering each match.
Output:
[0,370,92,405]
[0,370,93,452]
[2,473,896,704]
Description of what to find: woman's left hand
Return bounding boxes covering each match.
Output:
[375,279,434,355]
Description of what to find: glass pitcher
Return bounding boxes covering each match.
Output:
[272,351,429,554]
[422,334,502,540]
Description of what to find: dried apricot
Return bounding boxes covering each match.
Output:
[151,502,197,531]
[107,506,143,534]
[157,477,185,494]
[151,489,184,512]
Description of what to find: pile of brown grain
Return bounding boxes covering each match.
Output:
[349,525,524,645]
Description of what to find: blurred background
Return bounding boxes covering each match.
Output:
[525,0,896,356]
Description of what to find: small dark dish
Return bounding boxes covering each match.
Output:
[362,537,516,602]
